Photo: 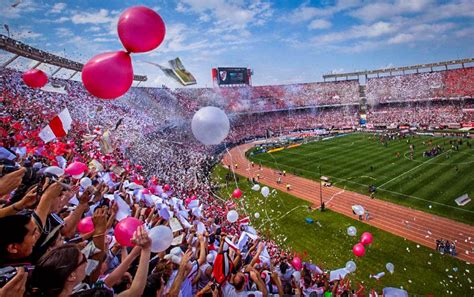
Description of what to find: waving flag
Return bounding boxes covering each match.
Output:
[39,108,72,143]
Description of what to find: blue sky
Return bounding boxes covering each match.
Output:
[1,0,474,88]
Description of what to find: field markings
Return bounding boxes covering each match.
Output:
[377,150,451,189]
[254,156,474,213]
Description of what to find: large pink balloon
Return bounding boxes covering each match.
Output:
[118,6,166,53]
[232,188,242,199]
[22,69,48,88]
[65,161,88,176]
[291,257,302,270]
[77,217,94,234]
[360,232,373,245]
[82,51,133,99]
[353,243,366,257]
[114,217,143,247]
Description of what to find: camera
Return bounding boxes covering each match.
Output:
[0,265,34,288]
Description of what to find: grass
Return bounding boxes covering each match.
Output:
[247,133,474,225]
[212,165,474,296]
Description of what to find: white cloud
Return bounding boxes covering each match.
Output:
[312,21,395,45]
[55,28,73,38]
[455,27,474,38]
[308,19,332,30]
[0,0,40,19]
[71,9,116,25]
[387,33,415,44]
[287,0,361,23]
[350,0,434,22]
[93,37,116,42]
[176,0,273,33]
[50,2,67,14]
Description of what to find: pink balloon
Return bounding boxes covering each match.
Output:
[361,232,373,245]
[185,198,191,205]
[82,51,133,99]
[114,217,143,247]
[117,6,166,53]
[77,217,94,234]
[163,184,170,191]
[191,195,197,200]
[291,257,302,271]
[65,161,88,176]
[232,188,242,199]
[353,243,366,257]
[22,69,48,88]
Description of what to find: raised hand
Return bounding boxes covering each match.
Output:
[0,267,27,297]
[92,207,108,234]
[131,226,151,251]
[0,167,26,197]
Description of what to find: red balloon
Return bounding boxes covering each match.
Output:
[353,243,366,257]
[232,188,242,199]
[118,6,166,53]
[291,256,302,270]
[360,232,373,245]
[163,184,171,191]
[22,69,48,88]
[114,217,143,247]
[65,161,88,176]
[82,51,133,99]
[77,217,94,234]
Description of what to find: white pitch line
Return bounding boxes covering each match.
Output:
[378,149,451,189]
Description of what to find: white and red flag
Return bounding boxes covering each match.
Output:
[39,108,72,143]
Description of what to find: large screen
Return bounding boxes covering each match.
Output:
[217,67,249,85]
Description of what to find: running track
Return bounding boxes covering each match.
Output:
[223,143,474,264]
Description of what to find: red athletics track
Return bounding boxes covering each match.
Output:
[222,143,474,264]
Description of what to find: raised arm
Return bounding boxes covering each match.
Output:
[117,226,151,297]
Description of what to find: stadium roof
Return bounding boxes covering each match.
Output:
[0,34,147,82]
[323,58,474,81]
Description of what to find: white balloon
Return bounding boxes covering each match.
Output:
[227,210,238,223]
[44,166,64,177]
[347,226,357,237]
[80,177,92,189]
[191,106,230,145]
[352,205,365,216]
[345,260,357,273]
[149,225,173,253]
[254,212,260,219]
[251,184,261,191]
[386,262,395,274]
[261,186,270,198]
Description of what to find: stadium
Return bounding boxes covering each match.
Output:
[0,1,474,297]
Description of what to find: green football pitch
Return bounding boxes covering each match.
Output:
[248,133,474,225]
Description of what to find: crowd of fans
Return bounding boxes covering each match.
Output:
[0,68,382,297]
[366,101,474,127]
[1,62,473,296]
[228,107,359,142]
[366,67,474,104]
[172,80,360,114]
